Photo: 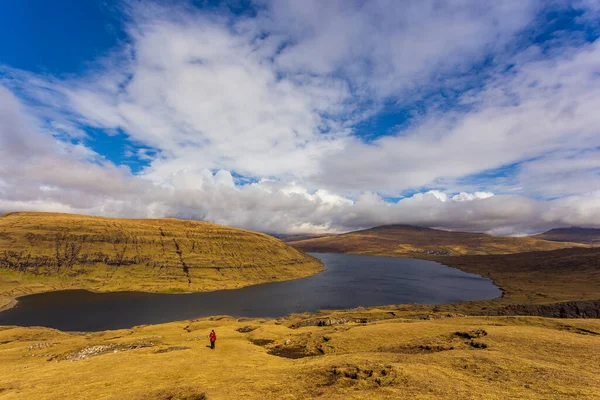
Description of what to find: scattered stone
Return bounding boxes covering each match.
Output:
[27,342,54,350]
[291,316,382,328]
[412,249,451,256]
[61,341,155,361]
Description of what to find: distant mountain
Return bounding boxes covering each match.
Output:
[271,233,334,242]
[286,224,585,257]
[535,227,600,244]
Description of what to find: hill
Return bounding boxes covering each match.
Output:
[535,227,600,244]
[286,224,584,256]
[0,212,323,309]
[0,312,598,399]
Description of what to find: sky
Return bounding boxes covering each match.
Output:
[1,0,600,235]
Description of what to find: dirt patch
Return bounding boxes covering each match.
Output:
[468,341,488,349]
[267,345,317,359]
[131,385,207,400]
[0,383,19,395]
[236,326,258,333]
[455,329,488,339]
[249,338,315,358]
[155,346,191,354]
[380,329,490,354]
[557,325,600,336]
[249,338,274,346]
[381,343,455,354]
[323,364,396,388]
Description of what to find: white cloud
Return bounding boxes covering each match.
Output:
[0,1,599,235]
[317,38,600,195]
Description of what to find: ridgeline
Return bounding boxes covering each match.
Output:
[534,227,600,244]
[286,224,585,256]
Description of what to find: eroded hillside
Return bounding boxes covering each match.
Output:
[0,212,323,308]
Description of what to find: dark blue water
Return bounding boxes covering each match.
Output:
[0,253,500,331]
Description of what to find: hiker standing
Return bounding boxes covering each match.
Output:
[209,329,216,350]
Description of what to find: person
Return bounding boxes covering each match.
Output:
[209,329,216,350]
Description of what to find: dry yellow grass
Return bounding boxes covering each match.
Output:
[0,212,323,309]
[1,213,599,399]
[0,313,598,399]
[288,225,585,256]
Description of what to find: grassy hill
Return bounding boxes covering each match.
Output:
[430,247,600,314]
[0,212,323,309]
[0,313,598,399]
[535,227,600,244]
[286,224,584,256]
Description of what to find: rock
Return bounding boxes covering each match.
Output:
[486,300,600,318]
[63,341,155,361]
[237,326,258,333]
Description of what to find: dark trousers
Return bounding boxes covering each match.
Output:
[210,340,215,349]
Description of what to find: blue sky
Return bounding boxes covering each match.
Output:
[0,1,126,74]
[1,0,600,234]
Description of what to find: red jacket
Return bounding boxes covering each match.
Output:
[209,332,216,342]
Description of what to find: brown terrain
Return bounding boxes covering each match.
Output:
[535,227,600,244]
[286,224,585,256]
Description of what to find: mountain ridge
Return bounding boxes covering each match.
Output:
[286,224,586,256]
[535,226,600,244]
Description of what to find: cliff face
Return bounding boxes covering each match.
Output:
[0,212,323,302]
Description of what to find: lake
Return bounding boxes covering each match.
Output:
[0,253,501,331]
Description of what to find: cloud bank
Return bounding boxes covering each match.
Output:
[1,0,600,235]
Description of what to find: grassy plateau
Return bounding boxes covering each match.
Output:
[0,214,599,399]
[0,212,323,310]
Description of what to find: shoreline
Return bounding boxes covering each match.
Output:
[3,248,600,331]
[0,254,502,331]
[0,296,18,313]
[0,259,326,315]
